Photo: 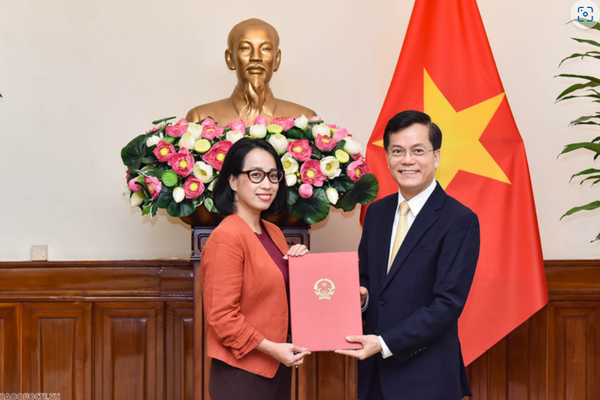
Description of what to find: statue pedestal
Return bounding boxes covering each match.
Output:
[189,219,357,399]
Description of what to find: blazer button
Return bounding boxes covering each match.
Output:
[379,300,385,306]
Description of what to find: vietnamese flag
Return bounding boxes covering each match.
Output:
[362,0,548,365]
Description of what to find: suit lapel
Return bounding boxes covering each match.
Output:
[381,184,445,292]
[376,194,398,286]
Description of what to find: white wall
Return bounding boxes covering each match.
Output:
[0,0,597,260]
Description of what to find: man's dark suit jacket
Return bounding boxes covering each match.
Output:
[358,182,480,400]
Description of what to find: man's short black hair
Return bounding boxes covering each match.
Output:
[383,110,442,151]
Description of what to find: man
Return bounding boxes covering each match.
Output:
[186,18,316,125]
[336,110,480,399]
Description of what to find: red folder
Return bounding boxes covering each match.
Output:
[289,252,363,351]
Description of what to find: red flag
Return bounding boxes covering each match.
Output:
[362,0,548,365]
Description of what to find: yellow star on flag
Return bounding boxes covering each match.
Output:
[424,69,510,188]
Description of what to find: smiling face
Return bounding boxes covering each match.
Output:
[386,123,440,200]
[229,148,279,219]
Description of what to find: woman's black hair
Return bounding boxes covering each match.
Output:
[213,138,287,217]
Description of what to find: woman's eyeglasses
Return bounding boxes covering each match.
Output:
[240,169,285,184]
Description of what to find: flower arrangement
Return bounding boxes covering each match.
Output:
[121,115,379,225]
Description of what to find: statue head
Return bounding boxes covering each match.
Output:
[225,18,282,94]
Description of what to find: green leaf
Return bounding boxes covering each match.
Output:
[570,168,600,182]
[580,175,600,184]
[121,134,147,170]
[561,200,600,219]
[287,185,299,206]
[559,142,600,156]
[288,188,330,224]
[559,51,600,67]
[572,37,600,48]
[335,174,379,212]
[205,197,219,213]
[151,116,176,125]
[556,80,600,101]
[570,113,600,125]
[329,175,354,193]
[284,127,307,140]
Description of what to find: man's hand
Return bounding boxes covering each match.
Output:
[360,286,368,307]
[334,335,382,360]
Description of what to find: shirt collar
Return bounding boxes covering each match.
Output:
[396,179,437,217]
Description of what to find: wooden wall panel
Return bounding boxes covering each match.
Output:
[21,302,92,400]
[0,304,19,393]
[547,302,599,400]
[94,302,164,400]
[166,303,194,400]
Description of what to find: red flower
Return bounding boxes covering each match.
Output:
[184,176,205,199]
[300,160,326,187]
[153,141,176,162]
[165,118,188,137]
[347,159,369,183]
[203,141,233,170]
[168,148,194,177]
[287,139,312,162]
[315,134,337,152]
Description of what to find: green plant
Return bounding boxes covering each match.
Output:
[557,21,600,241]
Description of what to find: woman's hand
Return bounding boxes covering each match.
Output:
[256,339,311,367]
[283,244,309,260]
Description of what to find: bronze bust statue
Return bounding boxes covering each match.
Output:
[186,18,316,125]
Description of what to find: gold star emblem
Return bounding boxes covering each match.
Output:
[371,69,510,189]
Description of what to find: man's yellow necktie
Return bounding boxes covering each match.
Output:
[388,201,410,273]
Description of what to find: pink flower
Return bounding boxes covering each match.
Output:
[153,141,176,162]
[128,177,142,192]
[300,160,326,187]
[201,117,217,127]
[254,115,268,126]
[347,159,370,183]
[145,176,162,199]
[351,153,365,161]
[203,140,233,170]
[287,139,312,162]
[201,125,225,140]
[333,128,349,141]
[184,176,205,199]
[168,148,194,177]
[299,184,313,198]
[315,134,337,152]
[272,117,295,131]
[146,125,161,133]
[309,116,323,122]
[228,119,246,132]
[165,118,188,137]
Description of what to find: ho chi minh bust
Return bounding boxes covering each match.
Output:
[185,18,317,126]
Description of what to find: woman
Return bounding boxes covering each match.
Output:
[201,138,311,400]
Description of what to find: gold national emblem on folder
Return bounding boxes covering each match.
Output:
[314,278,335,300]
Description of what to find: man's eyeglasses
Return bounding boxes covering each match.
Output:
[241,169,284,184]
[388,148,436,159]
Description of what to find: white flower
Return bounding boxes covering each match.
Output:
[179,132,196,150]
[326,187,339,205]
[130,191,145,207]
[186,122,202,139]
[249,124,267,139]
[312,123,331,139]
[173,187,185,203]
[281,152,299,175]
[146,132,164,147]
[343,137,362,155]
[193,161,214,184]
[226,130,245,143]
[268,133,288,155]
[285,173,297,187]
[294,114,309,130]
[320,156,342,178]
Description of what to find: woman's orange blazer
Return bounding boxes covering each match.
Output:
[200,213,290,378]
